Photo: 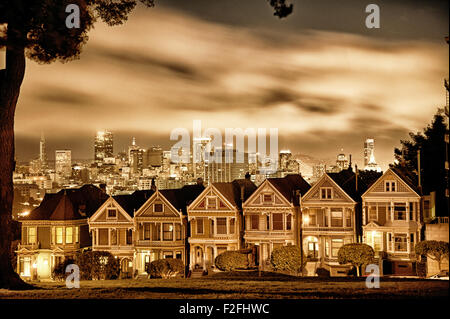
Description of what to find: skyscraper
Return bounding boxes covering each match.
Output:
[364,138,375,167]
[94,130,114,165]
[39,132,48,171]
[55,150,72,182]
[363,138,381,172]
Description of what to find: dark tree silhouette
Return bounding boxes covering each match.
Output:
[0,1,292,289]
[393,108,448,216]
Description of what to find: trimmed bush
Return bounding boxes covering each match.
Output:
[76,250,120,280]
[270,245,306,274]
[146,258,184,279]
[52,258,75,281]
[316,267,330,278]
[215,251,249,271]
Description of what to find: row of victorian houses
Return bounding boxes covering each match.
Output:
[16,166,432,280]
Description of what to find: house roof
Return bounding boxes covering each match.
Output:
[327,168,382,202]
[267,174,311,205]
[113,189,155,217]
[22,184,109,221]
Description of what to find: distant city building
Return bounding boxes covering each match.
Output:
[94,130,113,165]
[147,146,163,167]
[205,148,249,184]
[39,132,48,171]
[55,149,71,179]
[363,138,382,172]
[279,150,292,171]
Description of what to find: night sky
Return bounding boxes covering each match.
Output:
[10,0,449,169]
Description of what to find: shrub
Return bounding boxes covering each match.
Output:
[338,243,374,276]
[316,267,330,278]
[52,258,75,281]
[415,240,449,272]
[215,251,249,271]
[76,250,120,280]
[270,245,307,274]
[146,258,184,279]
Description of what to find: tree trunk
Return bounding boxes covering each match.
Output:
[356,265,360,277]
[0,44,32,289]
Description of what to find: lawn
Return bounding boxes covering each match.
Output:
[0,271,448,299]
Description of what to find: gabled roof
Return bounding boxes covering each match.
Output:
[113,189,155,217]
[327,168,381,202]
[22,185,109,221]
[177,183,205,214]
[266,174,311,205]
[361,167,421,198]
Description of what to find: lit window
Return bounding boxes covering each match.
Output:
[331,239,344,257]
[28,227,36,244]
[56,227,63,244]
[65,227,73,244]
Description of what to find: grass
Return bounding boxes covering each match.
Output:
[0,271,448,299]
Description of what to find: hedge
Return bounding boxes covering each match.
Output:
[215,250,249,271]
[146,258,184,278]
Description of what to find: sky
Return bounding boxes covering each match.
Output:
[8,0,449,170]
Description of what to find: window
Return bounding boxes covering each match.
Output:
[331,239,344,257]
[107,208,117,218]
[331,209,343,227]
[28,227,36,244]
[196,218,204,234]
[320,187,332,199]
[175,224,182,240]
[126,229,132,245]
[367,231,382,252]
[110,229,117,245]
[210,219,215,236]
[250,215,259,230]
[345,210,352,227]
[229,218,235,234]
[154,203,163,213]
[410,233,414,245]
[385,181,396,192]
[394,203,407,220]
[75,226,79,243]
[216,218,227,234]
[272,213,283,230]
[324,210,329,227]
[266,215,270,230]
[325,241,330,257]
[207,197,217,209]
[308,210,317,226]
[163,252,173,259]
[56,227,63,244]
[394,234,407,252]
[176,252,182,259]
[286,214,292,230]
[151,223,161,241]
[144,223,151,240]
[98,228,108,246]
[65,227,73,244]
[163,223,173,241]
[263,194,273,203]
[368,204,377,221]
[409,202,414,221]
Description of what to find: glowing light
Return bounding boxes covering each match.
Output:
[32,263,37,269]
[303,215,310,224]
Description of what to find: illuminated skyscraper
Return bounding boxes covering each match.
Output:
[55,150,72,182]
[364,138,375,167]
[39,132,48,171]
[94,130,114,165]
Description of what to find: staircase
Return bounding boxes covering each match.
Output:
[190,269,205,278]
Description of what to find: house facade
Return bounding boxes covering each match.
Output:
[361,168,423,275]
[16,185,107,280]
[186,178,257,271]
[134,189,187,274]
[301,172,358,276]
[242,175,311,270]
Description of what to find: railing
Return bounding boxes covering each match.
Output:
[303,227,353,232]
[436,217,449,224]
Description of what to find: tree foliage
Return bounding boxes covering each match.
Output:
[215,250,249,271]
[52,257,76,281]
[146,258,184,279]
[338,243,374,276]
[270,245,306,274]
[415,240,449,271]
[393,109,448,215]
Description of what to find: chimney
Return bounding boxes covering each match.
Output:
[348,154,352,171]
[99,183,106,194]
[151,178,156,191]
[197,177,204,186]
[245,172,251,180]
[240,185,245,202]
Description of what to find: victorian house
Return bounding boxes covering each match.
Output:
[242,174,311,270]
[88,190,153,277]
[361,167,422,275]
[300,169,376,276]
[134,183,204,275]
[187,177,257,271]
[16,185,108,280]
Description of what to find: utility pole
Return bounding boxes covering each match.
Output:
[297,190,303,276]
